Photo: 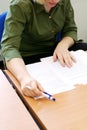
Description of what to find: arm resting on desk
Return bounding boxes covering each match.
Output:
[6,58,44,97]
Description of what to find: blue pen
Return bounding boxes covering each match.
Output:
[27,86,56,101]
[43,92,56,101]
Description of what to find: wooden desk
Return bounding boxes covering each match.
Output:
[5,70,87,130]
[0,70,39,130]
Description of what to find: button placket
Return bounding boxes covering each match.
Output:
[49,15,55,33]
[49,15,52,19]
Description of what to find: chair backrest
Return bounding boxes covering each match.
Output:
[56,32,62,42]
[0,12,7,44]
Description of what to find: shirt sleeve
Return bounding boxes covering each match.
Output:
[62,0,77,42]
[1,0,32,61]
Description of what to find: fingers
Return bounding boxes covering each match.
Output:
[53,52,58,62]
[22,86,35,97]
[21,80,44,97]
[62,52,75,67]
[53,50,76,68]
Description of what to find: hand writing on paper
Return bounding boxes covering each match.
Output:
[21,77,44,97]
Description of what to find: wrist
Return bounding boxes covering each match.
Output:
[20,76,33,88]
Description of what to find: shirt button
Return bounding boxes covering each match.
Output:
[52,30,54,33]
[49,16,51,19]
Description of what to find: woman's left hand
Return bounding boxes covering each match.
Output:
[53,37,76,67]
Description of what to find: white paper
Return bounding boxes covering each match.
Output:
[26,50,87,99]
[26,62,74,96]
[41,50,87,85]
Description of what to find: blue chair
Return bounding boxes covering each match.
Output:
[0,11,7,47]
[56,32,62,42]
[0,11,7,69]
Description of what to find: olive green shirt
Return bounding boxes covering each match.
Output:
[1,0,77,61]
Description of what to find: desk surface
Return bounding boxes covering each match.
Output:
[0,70,39,130]
[5,70,87,130]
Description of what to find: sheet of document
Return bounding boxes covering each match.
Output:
[26,62,74,96]
[41,50,87,85]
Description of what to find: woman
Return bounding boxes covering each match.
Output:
[1,0,87,97]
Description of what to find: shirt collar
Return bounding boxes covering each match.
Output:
[33,0,64,14]
[35,3,45,13]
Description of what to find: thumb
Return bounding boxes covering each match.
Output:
[53,52,57,62]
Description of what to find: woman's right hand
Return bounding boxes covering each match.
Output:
[21,76,44,97]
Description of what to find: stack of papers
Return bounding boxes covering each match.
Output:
[26,50,87,96]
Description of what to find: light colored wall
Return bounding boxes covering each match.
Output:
[71,0,87,42]
[0,0,87,42]
[0,0,9,13]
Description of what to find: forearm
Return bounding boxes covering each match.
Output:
[6,58,32,84]
[6,58,44,97]
[58,36,74,49]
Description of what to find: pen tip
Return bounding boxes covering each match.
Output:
[52,98,56,101]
